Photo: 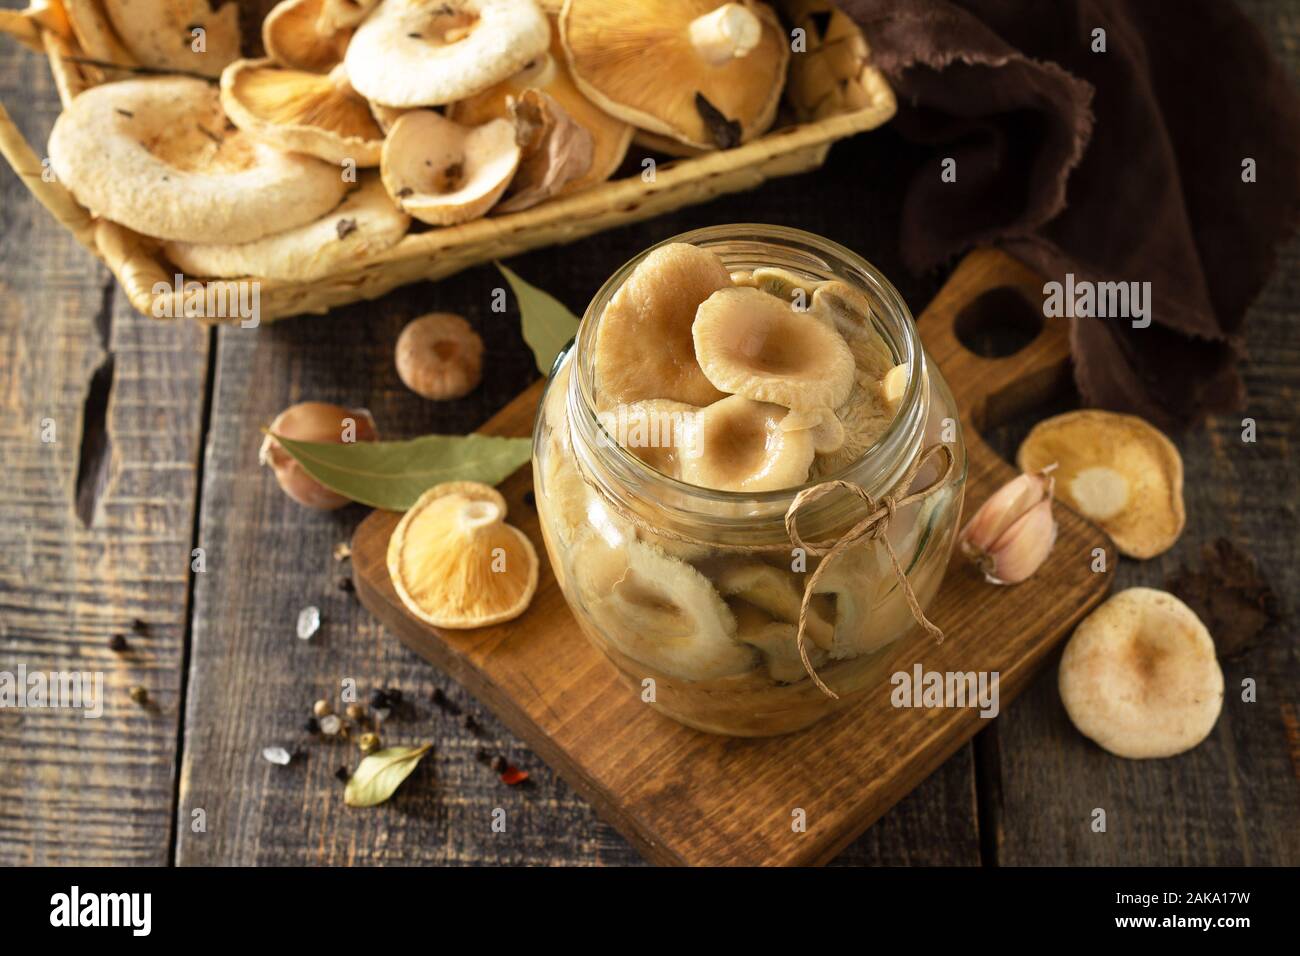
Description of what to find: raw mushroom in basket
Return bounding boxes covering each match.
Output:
[345,0,550,107]
[221,59,385,166]
[99,0,240,77]
[164,175,410,281]
[379,110,521,225]
[558,0,789,150]
[263,0,354,72]
[47,77,348,244]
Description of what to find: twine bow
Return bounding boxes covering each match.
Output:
[784,443,956,699]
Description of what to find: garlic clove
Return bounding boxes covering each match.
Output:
[959,471,1051,557]
[979,497,1057,584]
[959,471,1056,585]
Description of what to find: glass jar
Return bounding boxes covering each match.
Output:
[532,225,967,736]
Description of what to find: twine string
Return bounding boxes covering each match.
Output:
[784,443,955,698]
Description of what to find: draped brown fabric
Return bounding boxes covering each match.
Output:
[838,0,1300,428]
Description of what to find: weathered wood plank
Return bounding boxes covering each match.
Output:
[0,13,210,864]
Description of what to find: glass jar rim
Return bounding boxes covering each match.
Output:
[565,224,929,536]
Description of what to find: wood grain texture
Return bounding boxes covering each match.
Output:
[0,17,210,865]
[348,250,1114,866]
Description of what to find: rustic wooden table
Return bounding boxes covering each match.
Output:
[2,2,1296,866]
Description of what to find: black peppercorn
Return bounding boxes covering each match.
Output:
[431,687,462,716]
[336,576,355,594]
[490,755,507,773]
[475,748,492,764]
[108,634,128,652]
[334,766,350,783]
[462,714,480,734]
[304,717,320,734]
[369,689,390,709]
[131,619,147,633]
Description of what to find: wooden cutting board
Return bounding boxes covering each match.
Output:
[351,248,1114,866]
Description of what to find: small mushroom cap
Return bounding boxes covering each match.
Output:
[380,110,521,226]
[388,484,539,629]
[345,0,550,107]
[693,286,856,412]
[48,77,349,244]
[103,0,240,77]
[570,534,753,680]
[679,395,815,493]
[730,600,827,683]
[264,0,353,71]
[1017,410,1185,559]
[448,35,633,194]
[164,175,409,280]
[1059,588,1224,759]
[713,559,835,650]
[592,242,731,409]
[221,59,385,166]
[560,0,789,149]
[394,312,485,401]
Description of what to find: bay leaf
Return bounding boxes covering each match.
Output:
[267,432,532,511]
[498,261,580,374]
[344,743,433,808]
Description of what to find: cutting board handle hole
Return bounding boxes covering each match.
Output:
[954,286,1044,359]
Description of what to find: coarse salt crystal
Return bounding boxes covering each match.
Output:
[297,606,321,640]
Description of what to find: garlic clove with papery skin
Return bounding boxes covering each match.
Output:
[959,471,1057,585]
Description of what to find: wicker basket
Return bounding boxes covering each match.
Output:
[0,1,896,323]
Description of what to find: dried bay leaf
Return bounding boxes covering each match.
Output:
[344,743,432,808]
[267,432,532,511]
[498,262,580,374]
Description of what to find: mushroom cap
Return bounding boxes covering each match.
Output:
[1017,410,1185,559]
[102,0,240,78]
[221,59,385,166]
[560,0,789,149]
[679,395,815,493]
[380,110,521,226]
[592,242,731,409]
[48,77,349,244]
[387,483,539,629]
[345,0,550,108]
[164,175,408,280]
[570,533,754,680]
[264,0,353,71]
[1059,588,1224,759]
[448,35,633,194]
[394,312,485,401]
[693,286,856,412]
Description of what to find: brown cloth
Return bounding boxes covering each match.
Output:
[839,0,1300,428]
